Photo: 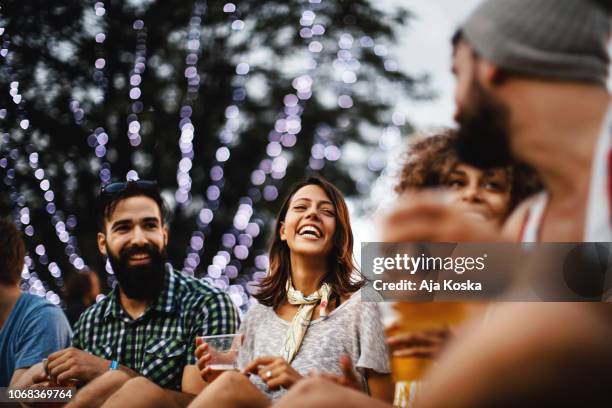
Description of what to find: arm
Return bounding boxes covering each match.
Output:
[357,300,393,402]
[181,364,207,395]
[8,368,29,388]
[318,355,394,403]
[46,347,141,385]
[184,291,240,389]
[9,303,72,388]
[366,370,394,402]
[243,356,304,390]
[418,303,612,408]
[45,305,139,386]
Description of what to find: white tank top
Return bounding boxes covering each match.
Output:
[520,104,612,243]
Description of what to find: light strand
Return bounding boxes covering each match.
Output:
[199,1,331,307]
[0,33,88,274]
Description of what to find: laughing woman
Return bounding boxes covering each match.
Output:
[188,176,393,407]
[101,177,392,408]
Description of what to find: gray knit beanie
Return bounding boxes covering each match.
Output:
[461,0,611,86]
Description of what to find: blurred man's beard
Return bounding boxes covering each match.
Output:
[454,79,514,168]
[107,243,167,301]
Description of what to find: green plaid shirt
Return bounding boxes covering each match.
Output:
[72,266,239,390]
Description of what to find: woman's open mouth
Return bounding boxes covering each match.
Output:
[297,225,322,240]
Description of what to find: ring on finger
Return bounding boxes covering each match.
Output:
[266,370,273,379]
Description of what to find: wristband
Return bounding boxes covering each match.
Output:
[109,360,119,370]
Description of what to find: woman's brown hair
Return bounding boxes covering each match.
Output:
[395,130,542,212]
[254,176,363,308]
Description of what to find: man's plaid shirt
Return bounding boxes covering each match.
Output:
[72,265,239,390]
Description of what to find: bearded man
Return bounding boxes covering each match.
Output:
[32,180,239,407]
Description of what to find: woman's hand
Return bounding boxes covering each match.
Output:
[386,327,452,359]
[194,338,213,381]
[242,356,303,390]
[316,354,361,391]
[194,335,243,382]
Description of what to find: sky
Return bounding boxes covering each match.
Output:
[350,0,483,263]
[386,0,482,129]
[383,0,612,129]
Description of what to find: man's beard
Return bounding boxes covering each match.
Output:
[454,79,514,168]
[107,243,167,302]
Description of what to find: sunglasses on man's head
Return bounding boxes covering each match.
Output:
[100,180,158,195]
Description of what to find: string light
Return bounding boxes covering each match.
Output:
[0,134,63,305]
[193,1,333,306]
[71,1,113,184]
[0,0,409,308]
[182,2,326,283]
[125,18,148,170]
[311,33,405,192]
[0,33,88,276]
[175,1,207,208]
[181,1,254,283]
[93,1,109,98]
[238,29,407,288]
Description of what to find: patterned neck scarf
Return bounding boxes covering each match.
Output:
[280,277,331,363]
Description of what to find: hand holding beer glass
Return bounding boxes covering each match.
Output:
[195,334,242,382]
[381,302,468,407]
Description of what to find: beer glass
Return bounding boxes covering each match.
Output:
[381,302,469,407]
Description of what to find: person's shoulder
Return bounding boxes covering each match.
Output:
[345,288,383,317]
[240,300,272,327]
[16,293,71,330]
[18,293,63,317]
[172,270,236,311]
[16,292,46,310]
[243,299,269,316]
[329,289,366,316]
[342,288,364,306]
[173,270,228,298]
[74,294,110,324]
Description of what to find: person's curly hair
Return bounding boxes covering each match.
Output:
[395,130,542,212]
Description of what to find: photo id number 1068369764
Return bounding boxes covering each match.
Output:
[0,387,75,403]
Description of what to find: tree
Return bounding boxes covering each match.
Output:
[0,0,430,305]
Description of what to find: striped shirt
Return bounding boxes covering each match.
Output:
[72,265,239,390]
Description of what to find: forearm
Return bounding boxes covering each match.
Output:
[66,370,133,408]
[164,390,196,407]
[115,363,141,379]
[9,367,34,389]
[367,373,394,403]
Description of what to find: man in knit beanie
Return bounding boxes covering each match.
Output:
[453,0,611,183]
[372,0,610,242]
[270,1,612,408]
[451,0,611,242]
[419,0,612,407]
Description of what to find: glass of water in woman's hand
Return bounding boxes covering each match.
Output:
[195,334,242,382]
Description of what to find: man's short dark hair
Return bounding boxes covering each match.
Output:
[451,29,463,49]
[0,218,26,285]
[451,29,480,59]
[96,180,169,232]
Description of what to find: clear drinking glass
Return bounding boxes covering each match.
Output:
[200,333,241,381]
